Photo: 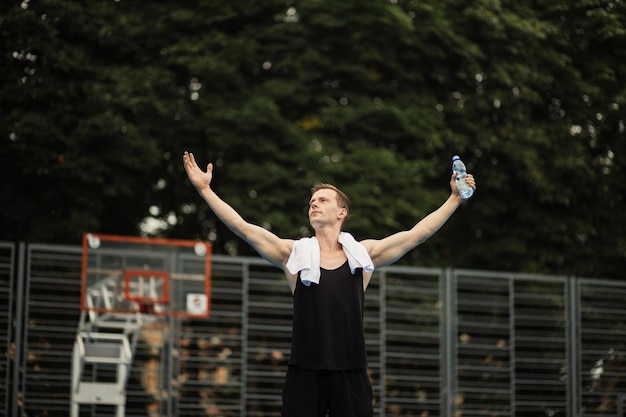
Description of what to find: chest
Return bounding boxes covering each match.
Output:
[319,250,348,270]
[296,263,364,303]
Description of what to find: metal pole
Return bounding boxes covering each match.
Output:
[378,269,386,417]
[443,268,457,417]
[167,314,175,417]
[166,250,176,417]
[3,243,16,417]
[12,243,26,417]
[508,277,516,416]
[567,278,580,416]
[240,261,250,416]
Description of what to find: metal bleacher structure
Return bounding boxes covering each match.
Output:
[0,238,625,417]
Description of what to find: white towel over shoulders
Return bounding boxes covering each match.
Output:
[286,232,374,286]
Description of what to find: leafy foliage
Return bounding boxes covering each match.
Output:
[1,0,625,278]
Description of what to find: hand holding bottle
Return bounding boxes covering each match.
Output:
[452,155,475,199]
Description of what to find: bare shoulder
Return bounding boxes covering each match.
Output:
[359,238,386,262]
[273,237,297,267]
[251,234,296,270]
[279,239,298,293]
[281,238,296,257]
[359,232,414,268]
[359,238,378,252]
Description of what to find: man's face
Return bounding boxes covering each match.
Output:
[308,188,346,227]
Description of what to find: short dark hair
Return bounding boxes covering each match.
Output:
[311,183,350,227]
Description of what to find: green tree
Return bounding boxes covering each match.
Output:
[1,0,177,241]
[1,0,625,279]
[430,0,626,277]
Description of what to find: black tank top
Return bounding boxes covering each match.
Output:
[289,261,367,370]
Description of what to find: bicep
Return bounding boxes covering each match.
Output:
[362,231,421,268]
[240,223,294,268]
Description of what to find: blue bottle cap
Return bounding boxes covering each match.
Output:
[452,155,460,161]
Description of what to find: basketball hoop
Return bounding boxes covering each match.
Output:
[81,233,212,318]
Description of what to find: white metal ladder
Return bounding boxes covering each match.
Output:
[71,271,159,417]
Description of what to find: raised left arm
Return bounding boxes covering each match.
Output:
[361,173,475,268]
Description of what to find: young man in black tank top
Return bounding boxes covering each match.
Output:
[183,151,476,417]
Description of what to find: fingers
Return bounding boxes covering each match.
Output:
[183,151,213,178]
[183,151,198,169]
[182,151,190,171]
[466,174,476,190]
[188,152,197,167]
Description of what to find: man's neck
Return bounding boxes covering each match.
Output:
[316,229,347,269]
[315,227,343,254]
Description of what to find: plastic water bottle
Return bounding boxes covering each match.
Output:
[452,155,474,199]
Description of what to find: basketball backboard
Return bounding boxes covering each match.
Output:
[81,233,212,318]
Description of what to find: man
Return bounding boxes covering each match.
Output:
[182,150,476,417]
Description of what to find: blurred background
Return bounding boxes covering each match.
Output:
[1,1,626,416]
[2,0,625,278]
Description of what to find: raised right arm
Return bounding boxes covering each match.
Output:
[182,151,294,269]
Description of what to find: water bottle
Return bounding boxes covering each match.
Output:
[452,155,474,199]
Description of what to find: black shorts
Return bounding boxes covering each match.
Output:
[281,365,373,417]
